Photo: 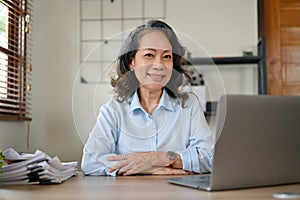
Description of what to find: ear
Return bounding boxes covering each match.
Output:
[129,58,135,69]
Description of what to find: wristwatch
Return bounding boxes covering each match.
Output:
[167,151,178,168]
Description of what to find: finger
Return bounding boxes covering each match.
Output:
[118,163,135,175]
[107,154,124,161]
[110,161,126,169]
[123,168,137,176]
[121,165,137,175]
[123,163,149,176]
[169,169,189,175]
[108,167,117,173]
[108,160,127,173]
[150,168,188,175]
[117,170,125,175]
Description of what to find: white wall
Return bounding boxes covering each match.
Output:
[167,0,257,56]
[166,0,258,98]
[0,0,257,165]
[29,0,82,160]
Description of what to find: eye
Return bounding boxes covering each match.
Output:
[144,53,154,58]
[164,54,172,59]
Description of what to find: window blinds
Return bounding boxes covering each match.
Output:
[0,0,32,121]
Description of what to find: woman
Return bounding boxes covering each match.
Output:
[81,20,213,176]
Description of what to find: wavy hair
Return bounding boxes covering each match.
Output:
[111,20,191,106]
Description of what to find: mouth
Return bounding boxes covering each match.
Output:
[147,73,166,82]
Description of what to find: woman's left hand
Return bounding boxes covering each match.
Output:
[107,152,167,175]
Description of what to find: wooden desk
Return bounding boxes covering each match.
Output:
[1,173,300,200]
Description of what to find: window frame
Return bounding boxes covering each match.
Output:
[0,0,32,121]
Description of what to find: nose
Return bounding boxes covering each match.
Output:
[152,57,164,70]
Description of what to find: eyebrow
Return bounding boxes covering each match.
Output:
[142,48,172,53]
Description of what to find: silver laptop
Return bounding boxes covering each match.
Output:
[166,94,300,191]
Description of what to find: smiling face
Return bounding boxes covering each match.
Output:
[130,30,173,93]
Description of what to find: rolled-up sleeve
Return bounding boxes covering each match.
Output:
[180,97,214,174]
[81,103,120,176]
[180,140,213,174]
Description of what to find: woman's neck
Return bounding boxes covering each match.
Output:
[138,88,163,115]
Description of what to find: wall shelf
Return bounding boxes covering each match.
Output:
[187,56,261,65]
[195,37,267,116]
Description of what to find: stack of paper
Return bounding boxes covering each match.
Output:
[0,148,78,185]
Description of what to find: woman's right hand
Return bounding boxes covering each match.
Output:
[108,152,188,176]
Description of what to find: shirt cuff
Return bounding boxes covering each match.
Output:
[105,168,118,176]
[180,149,201,173]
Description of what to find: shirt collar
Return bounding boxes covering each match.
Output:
[129,89,177,113]
[129,91,142,113]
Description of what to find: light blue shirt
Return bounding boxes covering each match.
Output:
[81,89,214,176]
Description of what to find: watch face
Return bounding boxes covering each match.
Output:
[167,151,177,160]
